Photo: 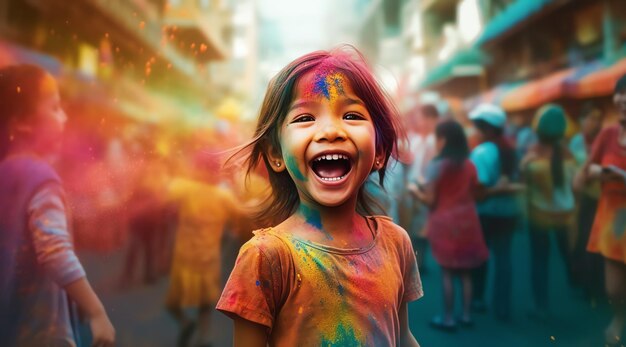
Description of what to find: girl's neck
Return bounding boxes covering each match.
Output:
[287,197,372,247]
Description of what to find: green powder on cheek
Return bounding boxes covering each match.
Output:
[285,155,306,181]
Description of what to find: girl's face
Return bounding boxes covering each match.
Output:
[273,70,382,208]
[15,74,67,151]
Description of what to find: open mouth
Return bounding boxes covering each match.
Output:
[310,153,352,182]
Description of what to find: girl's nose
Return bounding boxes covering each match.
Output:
[313,119,347,143]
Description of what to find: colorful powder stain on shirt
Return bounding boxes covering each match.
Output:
[307,70,346,104]
[320,322,361,347]
[216,217,424,346]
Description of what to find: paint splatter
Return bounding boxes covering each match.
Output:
[320,322,361,346]
[297,204,334,240]
[306,70,346,104]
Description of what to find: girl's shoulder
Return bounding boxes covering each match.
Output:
[240,227,295,260]
[368,215,413,246]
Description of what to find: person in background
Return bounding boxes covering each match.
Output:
[521,104,577,320]
[0,64,115,346]
[579,74,626,345]
[468,103,522,322]
[165,154,242,347]
[402,103,439,272]
[411,119,488,331]
[570,102,605,298]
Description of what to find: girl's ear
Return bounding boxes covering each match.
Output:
[372,152,386,171]
[266,145,287,173]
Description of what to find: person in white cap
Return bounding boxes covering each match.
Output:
[468,103,522,322]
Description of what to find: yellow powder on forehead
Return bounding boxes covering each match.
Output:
[305,70,347,104]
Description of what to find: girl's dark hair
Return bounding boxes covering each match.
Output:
[435,119,468,164]
[0,64,49,159]
[231,46,403,226]
[473,119,516,179]
[537,133,566,187]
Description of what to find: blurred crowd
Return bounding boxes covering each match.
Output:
[1,62,626,347]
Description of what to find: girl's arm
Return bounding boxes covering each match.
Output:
[408,182,435,206]
[28,184,115,346]
[399,302,420,347]
[233,317,268,347]
[64,279,115,347]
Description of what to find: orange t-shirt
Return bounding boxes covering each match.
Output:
[217,216,423,346]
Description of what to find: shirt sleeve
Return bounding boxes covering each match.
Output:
[470,143,498,186]
[216,234,284,330]
[397,224,423,303]
[27,183,86,287]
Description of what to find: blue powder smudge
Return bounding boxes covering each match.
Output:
[299,204,322,229]
[298,204,333,240]
[338,284,344,296]
[313,75,331,99]
[255,280,261,286]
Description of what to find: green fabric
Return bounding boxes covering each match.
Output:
[421,48,489,88]
[475,0,555,47]
[534,104,566,140]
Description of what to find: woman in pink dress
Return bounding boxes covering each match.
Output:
[411,119,488,331]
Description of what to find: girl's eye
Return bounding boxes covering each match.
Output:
[344,112,365,121]
[292,114,315,123]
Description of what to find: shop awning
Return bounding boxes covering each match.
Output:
[500,68,574,112]
[464,82,524,110]
[565,58,626,98]
[0,39,63,75]
[421,48,488,89]
[475,0,556,47]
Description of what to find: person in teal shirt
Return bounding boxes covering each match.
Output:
[468,104,521,321]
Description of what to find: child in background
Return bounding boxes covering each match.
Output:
[217,47,422,346]
[411,120,488,331]
[0,64,115,346]
[165,154,241,347]
[521,104,577,320]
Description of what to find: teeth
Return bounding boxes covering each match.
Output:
[320,175,346,181]
[314,154,349,161]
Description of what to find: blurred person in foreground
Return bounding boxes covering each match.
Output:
[468,103,523,321]
[404,103,439,272]
[165,154,242,347]
[521,104,577,320]
[570,102,605,298]
[578,75,626,345]
[0,64,114,346]
[411,119,488,331]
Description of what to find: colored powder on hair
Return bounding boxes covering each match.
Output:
[306,69,346,104]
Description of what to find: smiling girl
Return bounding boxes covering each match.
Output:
[216,47,423,346]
